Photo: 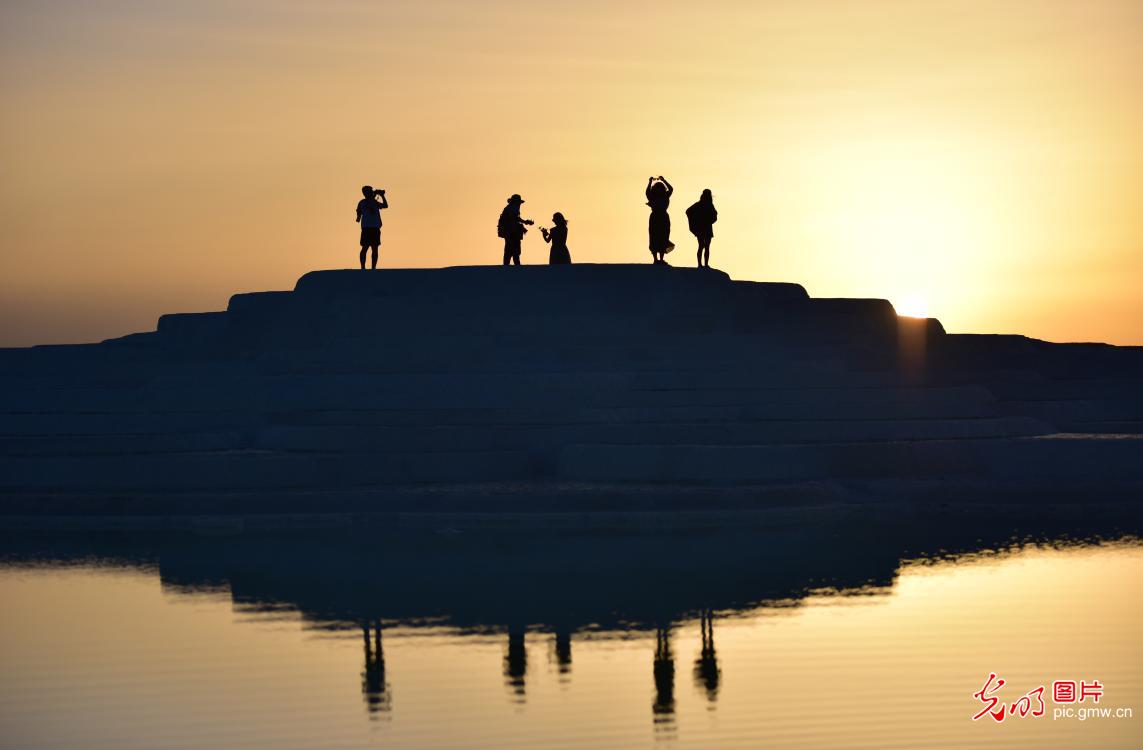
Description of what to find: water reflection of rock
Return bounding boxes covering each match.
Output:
[2,518,1131,728]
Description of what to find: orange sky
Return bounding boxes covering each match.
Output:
[2,0,1141,346]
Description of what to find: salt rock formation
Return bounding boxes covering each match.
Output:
[1,264,1140,522]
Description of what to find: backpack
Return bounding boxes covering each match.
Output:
[686,201,703,235]
[497,209,514,239]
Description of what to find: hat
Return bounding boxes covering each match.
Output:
[508,194,525,204]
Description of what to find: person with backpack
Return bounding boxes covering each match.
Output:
[497,194,534,265]
[355,185,389,269]
[686,188,718,268]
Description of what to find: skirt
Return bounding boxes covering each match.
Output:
[648,211,672,253]
[549,245,572,264]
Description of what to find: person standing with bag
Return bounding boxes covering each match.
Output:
[497,194,533,265]
[355,185,388,270]
[686,189,718,268]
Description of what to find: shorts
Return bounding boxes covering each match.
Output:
[360,226,381,247]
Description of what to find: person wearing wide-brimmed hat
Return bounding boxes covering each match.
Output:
[540,212,572,265]
[497,194,534,265]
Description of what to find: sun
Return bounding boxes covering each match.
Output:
[896,294,929,319]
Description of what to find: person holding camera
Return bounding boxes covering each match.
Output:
[540,212,572,265]
[645,176,675,264]
[356,185,389,270]
[497,194,533,265]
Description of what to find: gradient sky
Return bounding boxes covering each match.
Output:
[2,0,1141,346]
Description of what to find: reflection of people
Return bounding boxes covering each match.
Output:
[694,610,720,703]
[652,627,676,730]
[361,620,392,716]
[356,186,388,270]
[553,630,572,676]
[686,189,718,268]
[497,194,534,265]
[646,176,675,264]
[504,629,528,700]
[540,213,572,265]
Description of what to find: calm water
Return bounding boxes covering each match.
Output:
[1,525,1140,749]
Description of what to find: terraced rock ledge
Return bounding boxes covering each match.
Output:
[2,265,1141,528]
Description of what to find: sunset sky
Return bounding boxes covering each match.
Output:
[2,0,1141,346]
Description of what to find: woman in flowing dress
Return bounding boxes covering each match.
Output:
[646,176,675,264]
[540,212,572,265]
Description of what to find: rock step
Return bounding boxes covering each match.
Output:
[0,417,1047,457]
[226,268,905,345]
[284,405,750,426]
[275,397,997,423]
[0,355,863,389]
[0,383,995,414]
[4,434,1134,491]
[0,355,858,386]
[0,355,255,385]
[934,335,1143,378]
[0,412,257,437]
[0,395,1004,436]
[1004,399,1143,424]
[249,343,856,374]
[1068,421,1143,435]
[0,398,998,423]
[984,378,1143,401]
[0,432,243,457]
[255,417,1052,454]
[247,351,857,377]
[49,368,903,393]
[0,450,532,491]
[155,311,229,344]
[2,331,840,371]
[558,436,1143,483]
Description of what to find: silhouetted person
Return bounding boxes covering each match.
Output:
[693,610,720,704]
[361,620,391,716]
[356,185,388,270]
[652,627,676,731]
[686,189,718,268]
[646,176,675,264]
[504,628,527,700]
[497,194,533,265]
[540,212,572,265]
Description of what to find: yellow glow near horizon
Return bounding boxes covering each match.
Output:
[896,294,930,319]
[1,0,1141,346]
